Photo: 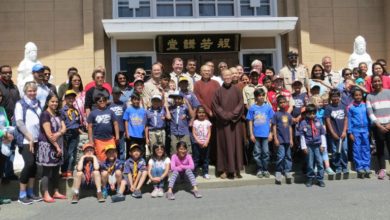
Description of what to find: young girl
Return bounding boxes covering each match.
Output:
[148,144,170,198]
[192,106,212,179]
[169,79,177,92]
[166,141,201,200]
[36,94,67,203]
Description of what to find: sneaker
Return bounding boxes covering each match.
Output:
[325,167,336,175]
[378,169,386,180]
[285,172,292,184]
[166,192,175,200]
[275,172,282,184]
[335,169,342,174]
[28,194,42,202]
[263,171,270,178]
[342,169,349,174]
[203,174,211,180]
[317,181,325,187]
[157,188,164,197]
[102,188,108,199]
[0,197,11,205]
[97,192,105,203]
[305,179,313,187]
[192,190,202,198]
[111,194,125,203]
[18,197,33,205]
[71,194,79,204]
[151,188,158,198]
[132,189,142,198]
[256,171,263,178]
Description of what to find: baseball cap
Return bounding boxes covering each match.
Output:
[178,76,188,83]
[82,143,94,151]
[168,90,183,99]
[292,80,303,85]
[64,90,77,97]
[112,86,123,94]
[134,78,144,85]
[151,94,162,101]
[129,143,142,152]
[32,64,44,72]
[104,144,116,153]
[272,75,284,82]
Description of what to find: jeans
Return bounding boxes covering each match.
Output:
[306,144,324,180]
[352,131,370,171]
[276,144,292,173]
[253,137,270,172]
[329,137,348,172]
[151,167,165,188]
[61,129,80,172]
[192,143,210,175]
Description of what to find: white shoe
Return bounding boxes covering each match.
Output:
[151,188,158,198]
[157,188,164,197]
[203,174,211,180]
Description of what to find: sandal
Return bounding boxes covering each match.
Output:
[53,193,67,199]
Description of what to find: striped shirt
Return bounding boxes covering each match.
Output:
[366,89,390,125]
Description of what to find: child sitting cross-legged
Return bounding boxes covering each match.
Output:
[148,144,171,198]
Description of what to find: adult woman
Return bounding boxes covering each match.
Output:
[309,64,332,95]
[366,75,390,180]
[16,81,42,204]
[336,68,353,91]
[129,68,146,87]
[67,73,87,129]
[114,71,132,104]
[85,69,110,117]
[365,62,390,93]
[37,94,67,202]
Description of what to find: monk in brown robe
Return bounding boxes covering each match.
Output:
[212,69,244,179]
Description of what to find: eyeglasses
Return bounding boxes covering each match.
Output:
[72,79,81,82]
[95,76,104,79]
[97,99,107,103]
[1,71,12,75]
[344,73,352,76]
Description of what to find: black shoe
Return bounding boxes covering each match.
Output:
[318,181,325,187]
[305,179,313,187]
[28,194,42,202]
[111,194,126,203]
[18,197,33,205]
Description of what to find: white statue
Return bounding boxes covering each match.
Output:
[348,36,373,76]
[17,42,42,94]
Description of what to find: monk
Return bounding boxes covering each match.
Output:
[212,69,244,179]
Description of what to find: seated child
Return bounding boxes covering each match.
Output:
[71,143,105,204]
[100,144,124,200]
[166,141,202,200]
[148,144,171,198]
[116,144,148,199]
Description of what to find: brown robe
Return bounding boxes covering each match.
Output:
[212,83,244,173]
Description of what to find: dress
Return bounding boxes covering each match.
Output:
[36,111,64,166]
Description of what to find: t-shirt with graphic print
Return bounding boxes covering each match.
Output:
[324,103,347,136]
[271,111,293,144]
[292,92,308,118]
[246,103,274,138]
[109,101,126,133]
[192,119,212,145]
[87,107,116,140]
[123,105,147,138]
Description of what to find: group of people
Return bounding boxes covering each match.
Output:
[0,52,389,206]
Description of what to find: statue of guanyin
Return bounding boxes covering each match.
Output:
[17,42,42,94]
[348,36,373,76]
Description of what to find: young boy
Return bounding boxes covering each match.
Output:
[347,88,371,178]
[61,90,83,178]
[298,104,326,187]
[100,144,124,200]
[117,144,148,199]
[168,91,194,155]
[109,87,127,160]
[123,93,147,154]
[243,70,268,109]
[71,143,105,204]
[271,95,293,184]
[325,89,349,174]
[87,94,120,162]
[246,88,274,178]
[178,76,200,109]
[291,80,308,155]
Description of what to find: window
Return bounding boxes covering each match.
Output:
[156,0,193,17]
[118,0,151,18]
[240,0,271,16]
[199,0,234,16]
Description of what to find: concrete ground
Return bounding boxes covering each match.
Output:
[1,178,389,220]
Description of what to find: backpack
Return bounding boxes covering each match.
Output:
[12,99,41,148]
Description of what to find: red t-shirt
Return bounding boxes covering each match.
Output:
[268,89,292,112]
[365,75,390,93]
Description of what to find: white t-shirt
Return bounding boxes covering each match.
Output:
[14,100,42,144]
[148,157,171,170]
[193,119,212,145]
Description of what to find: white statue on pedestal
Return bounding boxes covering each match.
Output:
[17,42,42,94]
[348,36,373,76]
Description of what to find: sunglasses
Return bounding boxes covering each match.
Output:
[1,71,12,75]
[97,99,107,103]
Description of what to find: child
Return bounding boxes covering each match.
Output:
[271,95,293,184]
[169,79,176,92]
[325,89,349,174]
[109,87,127,160]
[347,88,371,178]
[246,89,274,178]
[87,94,120,162]
[148,144,170,198]
[298,104,326,187]
[168,91,194,155]
[166,141,201,200]
[118,144,147,199]
[178,76,200,109]
[131,79,147,108]
[192,105,212,179]
[291,80,308,157]
[123,93,147,154]
[71,143,105,204]
[61,90,83,178]
[310,85,321,96]
[100,144,124,201]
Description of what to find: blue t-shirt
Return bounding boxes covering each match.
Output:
[271,111,293,144]
[87,108,116,140]
[316,107,325,125]
[123,105,147,138]
[246,103,274,138]
[146,107,166,130]
[324,103,347,136]
[292,92,308,118]
[109,101,126,133]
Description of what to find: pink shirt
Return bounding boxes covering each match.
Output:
[193,119,212,145]
[170,154,194,172]
[365,75,390,93]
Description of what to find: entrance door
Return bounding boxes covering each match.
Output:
[242,53,273,73]
[119,56,152,82]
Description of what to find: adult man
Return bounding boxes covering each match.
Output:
[206,61,223,86]
[279,51,310,93]
[143,63,163,107]
[42,66,58,96]
[242,69,268,109]
[322,56,341,88]
[212,69,244,179]
[30,64,51,109]
[194,65,220,117]
[57,67,78,100]
[184,59,201,83]
[169,58,193,91]
[217,62,228,75]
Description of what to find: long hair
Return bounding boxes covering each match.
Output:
[43,93,60,116]
[310,64,325,80]
[68,73,84,91]
[151,144,167,161]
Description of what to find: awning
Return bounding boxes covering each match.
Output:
[102,17,298,39]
